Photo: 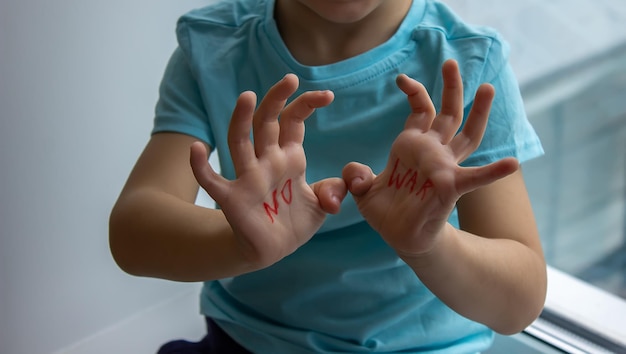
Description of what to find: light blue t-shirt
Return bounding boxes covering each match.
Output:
[153,0,544,352]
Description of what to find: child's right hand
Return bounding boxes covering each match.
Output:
[190,74,347,268]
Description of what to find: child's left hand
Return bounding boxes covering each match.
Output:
[342,60,519,258]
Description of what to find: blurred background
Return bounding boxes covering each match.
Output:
[1,0,625,353]
[447,0,626,301]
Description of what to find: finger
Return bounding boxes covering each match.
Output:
[396,74,436,131]
[342,161,376,197]
[311,177,348,214]
[253,74,299,156]
[455,157,519,195]
[431,59,464,143]
[449,84,495,163]
[189,141,229,202]
[279,90,334,147]
[228,91,258,176]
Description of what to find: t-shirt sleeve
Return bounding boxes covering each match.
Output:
[152,47,215,148]
[460,37,544,167]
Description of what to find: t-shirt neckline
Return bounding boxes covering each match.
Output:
[261,0,426,83]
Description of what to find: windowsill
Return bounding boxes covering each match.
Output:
[525,266,626,353]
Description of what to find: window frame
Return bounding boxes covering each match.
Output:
[524,266,626,353]
[519,43,626,354]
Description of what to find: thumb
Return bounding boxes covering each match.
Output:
[189,141,227,201]
[457,157,519,195]
[311,177,348,214]
[342,162,376,197]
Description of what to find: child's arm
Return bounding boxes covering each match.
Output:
[342,60,547,335]
[109,74,346,282]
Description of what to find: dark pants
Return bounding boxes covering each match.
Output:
[157,317,251,354]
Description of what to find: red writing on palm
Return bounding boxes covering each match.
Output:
[388,158,434,200]
[263,179,293,223]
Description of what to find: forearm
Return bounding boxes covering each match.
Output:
[109,188,256,282]
[401,223,547,335]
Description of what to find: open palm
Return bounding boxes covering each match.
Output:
[343,61,519,257]
[191,75,345,267]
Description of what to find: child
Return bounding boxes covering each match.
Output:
[109,0,547,353]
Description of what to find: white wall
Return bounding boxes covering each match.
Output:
[0,1,212,353]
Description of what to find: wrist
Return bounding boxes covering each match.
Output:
[397,222,458,270]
